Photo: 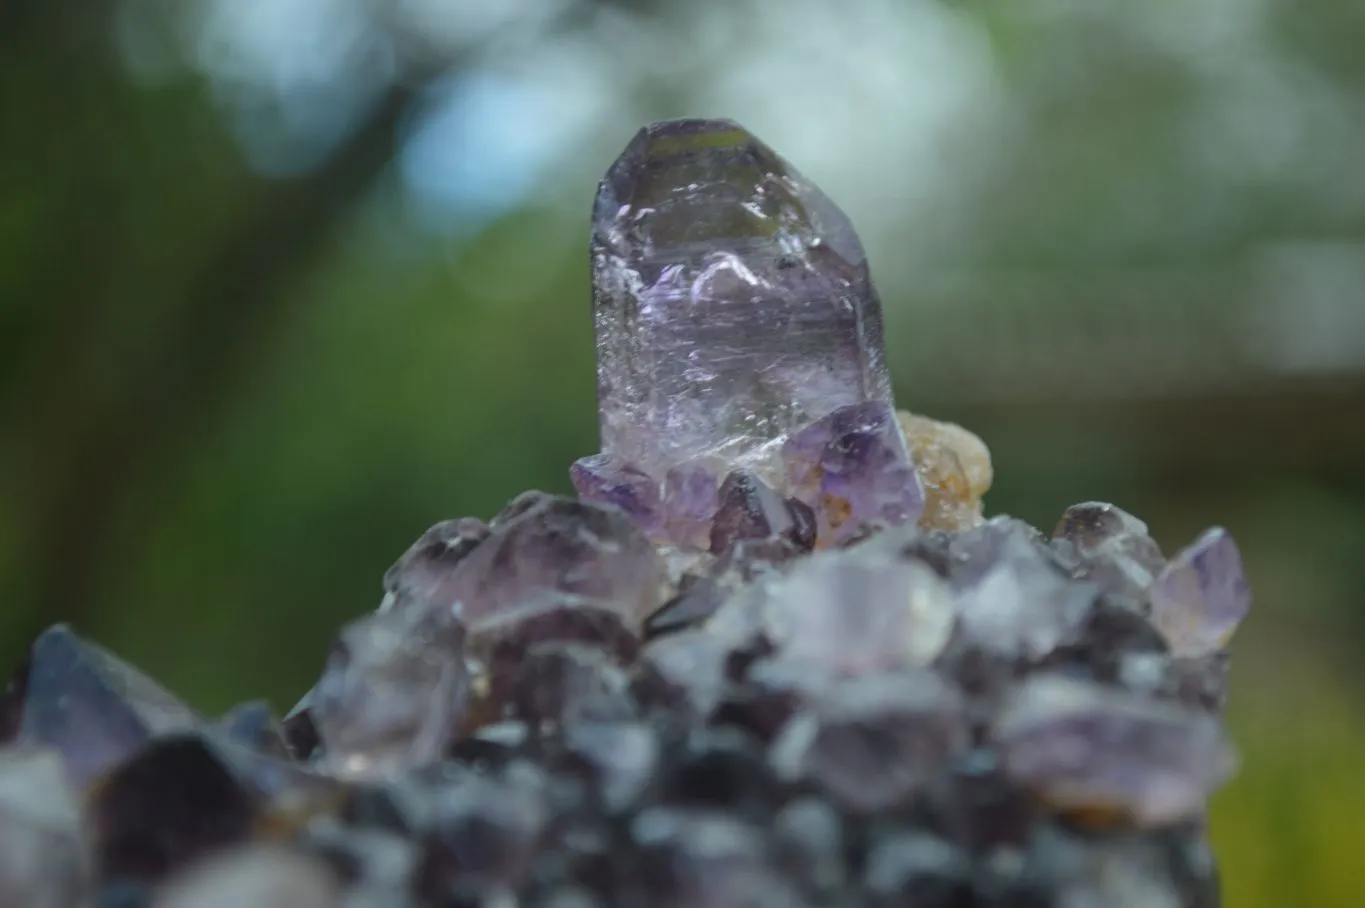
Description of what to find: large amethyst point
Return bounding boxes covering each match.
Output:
[592,118,892,477]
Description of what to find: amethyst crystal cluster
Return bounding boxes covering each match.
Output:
[0,120,1249,908]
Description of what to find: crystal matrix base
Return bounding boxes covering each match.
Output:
[0,483,1244,908]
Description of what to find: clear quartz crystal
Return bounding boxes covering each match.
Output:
[591,118,892,478]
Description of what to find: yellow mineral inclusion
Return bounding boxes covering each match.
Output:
[896,411,993,533]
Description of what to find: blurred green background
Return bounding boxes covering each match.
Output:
[3,0,1364,902]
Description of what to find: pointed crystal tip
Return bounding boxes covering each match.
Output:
[591,118,891,478]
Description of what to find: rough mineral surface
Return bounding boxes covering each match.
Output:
[0,492,1245,907]
[0,118,1249,908]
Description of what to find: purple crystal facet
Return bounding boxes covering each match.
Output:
[660,461,721,550]
[996,675,1235,825]
[782,401,923,546]
[709,471,814,555]
[1149,527,1251,657]
[592,118,892,478]
[442,496,665,633]
[4,626,199,788]
[570,454,662,534]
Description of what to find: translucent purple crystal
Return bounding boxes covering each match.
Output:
[592,118,892,478]
[996,675,1235,825]
[440,496,665,633]
[709,471,815,555]
[950,520,1095,660]
[382,517,490,611]
[781,401,923,545]
[312,609,469,779]
[569,454,661,535]
[660,461,721,550]
[1150,527,1251,657]
[1052,502,1166,604]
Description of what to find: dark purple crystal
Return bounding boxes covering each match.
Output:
[441,496,665,633]
[770,672,969,813]
[709,471,814,555]
[781,401,923,545]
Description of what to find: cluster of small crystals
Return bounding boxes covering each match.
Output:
[0,120,1252,908]
[0,497,1248,908]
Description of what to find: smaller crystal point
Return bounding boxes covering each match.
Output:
[311,608,469,779]
[709,471,814,555]
[1052,502,1166,604]
[951,522,1095,660]
[382,518,490,611]
[442,495,666,632]
[1150,527,1250,657]
[896,410,992,532]
[782,401,923,546]
[570,454,662,534]
[1053,501,1149,549]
